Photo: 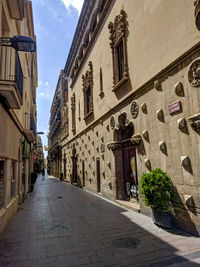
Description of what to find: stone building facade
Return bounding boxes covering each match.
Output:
[48,70,68,178]
[0,0,37,235]
[60,0,200,235]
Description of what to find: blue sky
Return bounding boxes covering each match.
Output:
[32,0,84,156]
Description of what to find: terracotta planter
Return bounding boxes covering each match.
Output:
[151,208,172,229]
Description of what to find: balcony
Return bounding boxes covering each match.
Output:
[24,113,36,143]
[7,0,25,20]
[0,46,23,109]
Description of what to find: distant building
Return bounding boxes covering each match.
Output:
[48,70,68,178]
[0,0,37,235]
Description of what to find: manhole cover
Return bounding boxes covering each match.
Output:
[112,238,141,249]
[57,196,63,199]
[43,222,71,233]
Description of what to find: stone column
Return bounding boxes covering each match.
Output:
[4,159,11,207]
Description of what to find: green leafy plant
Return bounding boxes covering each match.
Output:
[140,168,172,212]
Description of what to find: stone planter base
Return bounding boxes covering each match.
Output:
[152,208,172,229]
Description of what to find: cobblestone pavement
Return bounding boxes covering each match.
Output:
[1,173,200,267]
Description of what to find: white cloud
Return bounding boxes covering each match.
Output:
[37,80,53,99]
[61,0,84,15]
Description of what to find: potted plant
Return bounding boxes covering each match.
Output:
[140,168,172,228]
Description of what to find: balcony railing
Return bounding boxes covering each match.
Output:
[0,46,23,108]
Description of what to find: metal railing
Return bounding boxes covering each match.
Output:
[0,45,23,99]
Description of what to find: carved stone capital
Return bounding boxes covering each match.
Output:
[130,134,141,146]
[107,142,122,150]
[187,113,200,133]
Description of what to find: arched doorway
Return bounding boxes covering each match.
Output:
[113,113,139,202]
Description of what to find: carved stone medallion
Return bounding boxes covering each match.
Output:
[130,101,139,118]
[110,116,115,129]
[188,58,200,87]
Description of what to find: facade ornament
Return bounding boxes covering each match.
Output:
[130,101,139,118]
[159,141,167,154]
[142,130,149,142]
[154,79,161,90]
[110,116,115,129]
[181,156,191,169]
[157,109,164,121]
[108,9,128,49]
[130,134,141,146]
[144,159,151,171]
[107,161,111,169]
[141,103,147,114]
[188,58,200,87]
[187,113,200,133]
[177,118,187,130]
[108,10,129,87]
[174,82,184,96]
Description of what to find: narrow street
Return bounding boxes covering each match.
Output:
[0,173,200,267]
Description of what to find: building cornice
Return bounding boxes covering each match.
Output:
[64,0,94,76]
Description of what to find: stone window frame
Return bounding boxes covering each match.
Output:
[99,67,104,98]
[82,61,94,121]
[71,92,76,133]
[108,9,129,92]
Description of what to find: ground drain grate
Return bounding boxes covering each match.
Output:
[57,196,63,199]
[43,222,72,233]
[112,237,141,249]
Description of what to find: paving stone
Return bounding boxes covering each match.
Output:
[0,174,200,267]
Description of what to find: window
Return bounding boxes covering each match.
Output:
[108,10,129,89]
[71,93,76,133]
[11,161,16,199]
[82,61,93,120]
[86,85,91,114]
[99,67,104,97]
[0,161,4,208]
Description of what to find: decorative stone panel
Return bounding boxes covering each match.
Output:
[188,58,200,87]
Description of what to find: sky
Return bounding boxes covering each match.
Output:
[32,0,84,156]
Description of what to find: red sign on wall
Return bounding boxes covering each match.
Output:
[168,101,181,115]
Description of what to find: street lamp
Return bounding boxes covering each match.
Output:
[0,35,36,52]
[37,132,44,135]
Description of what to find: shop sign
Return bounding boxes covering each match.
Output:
[168,101,181,115]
